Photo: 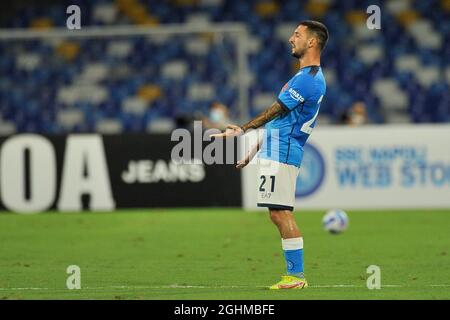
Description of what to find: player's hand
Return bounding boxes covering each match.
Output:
[209,124,244,138]
[236,157,250,169]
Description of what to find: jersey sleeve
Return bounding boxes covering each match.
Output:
[277,73,316,111]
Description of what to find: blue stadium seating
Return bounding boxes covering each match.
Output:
[0,0,448,134]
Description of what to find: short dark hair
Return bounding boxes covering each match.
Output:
[299,20,329,51]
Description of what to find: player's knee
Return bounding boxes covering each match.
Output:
[269,210,285,226]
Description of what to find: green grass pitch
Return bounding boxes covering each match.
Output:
[0,208,449,300]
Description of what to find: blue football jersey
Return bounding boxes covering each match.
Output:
[259,65,326,167]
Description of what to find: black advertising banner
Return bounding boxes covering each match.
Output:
[0,134,242,212]
[105,134,241,208]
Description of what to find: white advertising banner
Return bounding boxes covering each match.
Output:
[241,125,450,210]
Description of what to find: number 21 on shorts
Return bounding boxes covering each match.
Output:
[260,175,276,192]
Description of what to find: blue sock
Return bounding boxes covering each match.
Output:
[282,237,304,278]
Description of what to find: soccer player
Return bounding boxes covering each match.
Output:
[211,20,328,290]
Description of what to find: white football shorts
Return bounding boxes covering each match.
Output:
[256,157,300,211]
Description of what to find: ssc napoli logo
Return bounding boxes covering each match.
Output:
[287,260,294,271]
[295,143,325,198]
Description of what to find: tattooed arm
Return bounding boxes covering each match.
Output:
[210,101,288,138]
[241,101,288,132]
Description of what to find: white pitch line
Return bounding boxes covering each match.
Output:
[429,284,450,287]
[0,287,51,291]
[1,284,450,291]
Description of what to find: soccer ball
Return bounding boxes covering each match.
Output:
[322,209,349,234]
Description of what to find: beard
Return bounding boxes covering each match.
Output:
[291,47,306,59]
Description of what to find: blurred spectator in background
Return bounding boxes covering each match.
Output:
[202,101,232,131]
[338,101,369,125]
[348,101,369,126]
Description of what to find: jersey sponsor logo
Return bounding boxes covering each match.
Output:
[295,143,325,197]
[288,88,304,102]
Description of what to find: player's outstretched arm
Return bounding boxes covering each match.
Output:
[210,101,287,138]
[241,101,287,132]
[236,137,263,169]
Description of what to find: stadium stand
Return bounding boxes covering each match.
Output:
[0,0,449,134]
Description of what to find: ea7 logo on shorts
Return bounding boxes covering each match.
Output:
[260,191,272,199]
[288,88,304,102]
